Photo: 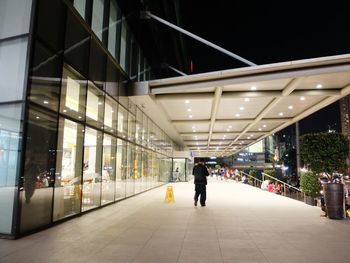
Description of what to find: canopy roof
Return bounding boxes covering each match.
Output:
[130,54,350,157]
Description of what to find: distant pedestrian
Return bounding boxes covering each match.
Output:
[193,158,209,207]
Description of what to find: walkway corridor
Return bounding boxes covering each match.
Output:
[1,179,349,263]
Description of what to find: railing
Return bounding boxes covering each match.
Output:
[239,171,305,202]
[262,172,305,202]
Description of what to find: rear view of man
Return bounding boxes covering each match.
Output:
[193,158,209,207]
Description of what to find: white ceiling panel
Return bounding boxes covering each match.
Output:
[173,123,210,133]
[223,79,292,91]
[159,99,212,120]
[213,122,248,132]
[296,72,350,90]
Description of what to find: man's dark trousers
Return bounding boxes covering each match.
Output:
[194,184,206,206]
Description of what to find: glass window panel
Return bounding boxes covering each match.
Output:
[0,0,32,39]
[142,113,148,147]
[119,19,130,73]
[138,53,144,81]
[126,142,135,197]
[73,0,86,19]
[134,146,142,194]
[35,0,65,52]
[82,127,102,211]
[141,148,148,192]
[117,104,128,138]
[101,134,116,204]
[136,107,143,145]
[60,66,87,121]
[53,118,84,221]
[29,40,62,112]
[0,37,28,103]
[108,0,121,60]
[64,10,90,76]
[130,38,139,81]
[0,103,22,234]
[115,138,126,200]
[104,95,117,134]
[91,0,105,41]
[86,83,104,128]
[20,106,57,233]
[128,113,136,142]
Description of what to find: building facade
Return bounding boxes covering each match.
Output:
[0,0,181,238]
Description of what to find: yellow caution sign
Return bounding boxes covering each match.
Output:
[347,209,350,218]
[165,186,175,203]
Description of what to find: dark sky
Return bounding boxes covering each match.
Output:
[178,1,350,134]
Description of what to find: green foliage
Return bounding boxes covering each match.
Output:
[300,133,349,174]
[300,171,320,197]
[263,169,276,182]
[249,169,257,178]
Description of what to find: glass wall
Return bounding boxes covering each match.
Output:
[82,127,102,211]
[53,118,84,221]
[0,104,22,234]
[1,0,174,237]
[20,106,57,233]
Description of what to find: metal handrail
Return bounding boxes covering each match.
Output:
[261,172,304,200]
[240,171,263,188]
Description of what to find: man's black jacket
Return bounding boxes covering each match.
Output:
[193,164,209,185]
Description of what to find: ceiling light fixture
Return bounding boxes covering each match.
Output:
[288,105,293,110]
[189,115,193,118]
[279,112,284,116]
[229,125,232,128]
[185,100,190,104]
[251,86,257,90]
[263,124,266,128]
[187,108,192,112]
[43,101,49,104]
[244,98,250,102]
[258,128,262,131]
[316,84,323,89]
[239,106,244,110]
[300,96,305,101]
[235,113,240,117]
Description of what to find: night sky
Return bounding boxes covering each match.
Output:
[178,1,350,134]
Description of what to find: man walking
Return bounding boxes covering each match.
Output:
[192,158,209,207]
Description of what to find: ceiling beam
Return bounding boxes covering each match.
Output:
[207,87,223,148]
[173,118,292,125]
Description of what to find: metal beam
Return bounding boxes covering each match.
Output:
[147,12,256,66]
[208,87,222,148]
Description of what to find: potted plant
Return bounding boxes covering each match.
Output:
[300,171,320,206]
[300,132,349,219]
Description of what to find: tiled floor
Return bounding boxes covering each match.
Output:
[1,178,349,263]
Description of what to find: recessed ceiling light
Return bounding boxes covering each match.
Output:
[263,124,266,128]
[316,84,323,89]
[189,115,193,118]
[78,116,82,119]
[226,129,230,132]
[251,86,257,90]
[98,102,102,105]
[244,98,250,102]
[279,112,284,116]
[193,130,196,132]
[242,141,245,143]
[247,136,250,139]
[36,116,40,119]
[185,100,190,104]
[223,135,226,137]
[251,134,254,137]
[43,101,49,104]
[192,126,195,129]
[239,106,244,111]
[258,128,262,131]
[63,109,67,113]
[229,125,232,128]
[288,105,293,110]
[187,108,192,112]
[235,113,240,117]
[300,96,305,101]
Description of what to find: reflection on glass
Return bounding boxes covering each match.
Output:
[0,104,22,234]
[60,66,86,121]
[118,105,128,138]
[101,134,115,204]
[91,0,105,41]
[73,0,86,20]
[128,113,136,142]
[119,19,130,73]
[141,148,149,192]
[104,95,117,133]
[115,138,126,200]
[86,83,104,128]
[82,127,102,211]
[53,119,83,221]
[108,0,121,60]
[20,106,57,233]
[126,142,135,197]
[134,146,142,194]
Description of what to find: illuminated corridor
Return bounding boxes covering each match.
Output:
[1,179,349,263]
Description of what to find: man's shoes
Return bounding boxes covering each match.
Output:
[201,204,206,207]
[194,200,198,206]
